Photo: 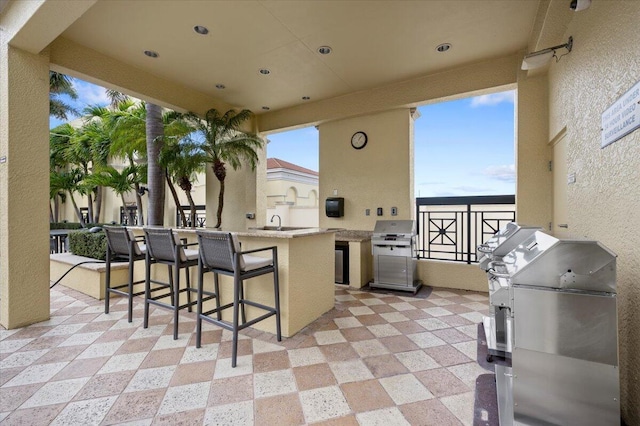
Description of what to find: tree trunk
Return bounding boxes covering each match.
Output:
[49,202,54,223]
[69,193,83,224]
[94,186,102,224]
[167,173,187,227]
[87,192,94,224]
[54,196,60,222]
[185,189,197,229]
[134,182,145,225]
[120,194,133,224]
[146,103,165,226]
[215,178,224,229]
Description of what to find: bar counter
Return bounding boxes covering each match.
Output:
[131,226,337,337]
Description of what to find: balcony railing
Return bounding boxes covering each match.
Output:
[415,195,515,264]
[176,205,206,228]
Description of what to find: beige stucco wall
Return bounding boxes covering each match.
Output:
[0,44,51,328]
[318,109,413,229]
[546,2,640,422]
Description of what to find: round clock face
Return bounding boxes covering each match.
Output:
[351,131,368,149]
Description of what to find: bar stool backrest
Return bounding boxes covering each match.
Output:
[144,228,186,262]
[196,231,240,272]
[104,225,141,256]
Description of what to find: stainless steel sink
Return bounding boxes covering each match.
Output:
[250,226,309,231]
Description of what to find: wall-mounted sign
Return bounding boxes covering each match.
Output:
[601,80,640,148]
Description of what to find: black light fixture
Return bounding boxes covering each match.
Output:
[302,96,310,100]
[259,68,271,75]
[138,186,149,197]
[436,43,451,53]
[317,46,332,55]
[261,106,270,110]
[215,84,226,89]
[570,0,591,11]
[143,50,159,58]
[194,25,209,35]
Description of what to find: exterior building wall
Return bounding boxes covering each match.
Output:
[546,2,640,421]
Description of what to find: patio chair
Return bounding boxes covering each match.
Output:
[195,230,281,368]
[143,228,216,340]
[104,225,149,323]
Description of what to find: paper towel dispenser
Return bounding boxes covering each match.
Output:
[325,197,344,217]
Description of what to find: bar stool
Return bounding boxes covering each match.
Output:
[195,230,281,367]
[143,228,217,340]
[104,226,148,323]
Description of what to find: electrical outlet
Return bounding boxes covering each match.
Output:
[391,207,397,216]
[333,189,338,196]
[365,209,370,216]
[377,207,383,216]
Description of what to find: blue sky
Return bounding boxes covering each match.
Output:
[52,78,514,198]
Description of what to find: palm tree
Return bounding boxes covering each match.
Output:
[52,168,85,223]
[87,165,145,225]
[183,109,263,229]
[49,71,79,120]
[159,139,207,228]
[146,103,165,226]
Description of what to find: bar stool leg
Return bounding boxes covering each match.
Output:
[232,276,241,368]
[196,259,204,349]
[105,249,112,315]
[144,252,151,329]
[173,260,180,340]
[127,256,135,323]
[240,281,246,325]
[214,273,221,321]
[186,267,192,313]
[273,251,282,341]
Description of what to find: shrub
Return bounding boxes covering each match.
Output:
[68,229,107,260]
[50,222,83,230]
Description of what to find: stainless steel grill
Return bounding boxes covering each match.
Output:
[371,220,421,294]
[483,229,620,426]
[477,223,541,360]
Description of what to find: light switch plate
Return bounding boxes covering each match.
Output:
[365,209,370,216]
[391,207,398,216]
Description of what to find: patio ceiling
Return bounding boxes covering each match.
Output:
[60,0,540,114]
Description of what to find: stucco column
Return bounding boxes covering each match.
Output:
[0,42,51,328]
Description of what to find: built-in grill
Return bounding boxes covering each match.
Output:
[486,230,619,426]
[477,223,541,360]
[371,220,421,294]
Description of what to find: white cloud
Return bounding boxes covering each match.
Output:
[470,91,515,107]
[75,80,110,106]
[483,164,515,182]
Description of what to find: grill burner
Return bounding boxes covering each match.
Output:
[371,220,421,294]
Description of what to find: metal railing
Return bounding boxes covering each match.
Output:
[415,195,515,264]
[176,205,206,228]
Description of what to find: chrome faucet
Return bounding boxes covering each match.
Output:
[270,214,282,231]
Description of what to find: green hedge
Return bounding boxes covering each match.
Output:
[68,230,107,260]
[50,222,83,230]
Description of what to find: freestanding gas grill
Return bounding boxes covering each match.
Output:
[477,223,541,360]
[491,230,619,426]
[371,220,421,294]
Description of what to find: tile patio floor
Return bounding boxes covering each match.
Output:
[0,283,490,425]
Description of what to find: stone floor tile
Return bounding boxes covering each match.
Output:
[21,377,89,408]
[140,348,185,369]
[379,373,434,405]
[416,317,451,331]
[392,321,427,335]
[389,302,416,312]
[254,393,305,425]
[400,399,464,425]
[76,340,125,360]
[447,362,488,388]
[329,359,374,384]
[401,309,432,320]
[340,326,376,342]
[433,328,474,344]
[1,403,66,426]
[379,335,420,353]
[288,346,326,367]
[170,360,215,386]
[363,354,409,378]
[314,330,347,345]
[94,327,136,342]
[367,323,403,338]
[348,306,375,316]
[407,331,448,349]
[299,386,351,424]
[0,349,48,369]
[98,352,147,374]
[103,389,165,424]
[312,414,359,426]
[116,336,159,355]
[208,375,253,406]
[416,367,470,397]
[341,379,394,413]
[379,312,409,323]
[203,400,253,425]
[369,303,398,314]
[157,381,210,416]
[253,349,290,373]
[52,357,109,380]
[217,339,253,359]
[0,338,34,354]
[441,391,475,426]
[151,334,190,351]
[333,317,363,329]
[73,370,135,400]
[319,342,359,362]
[0,384,43,411]
[252,338,285,354]
[450,341,477,362]
[51,395,117,426]
[293,363,337,390]
[459,311,485,323]
[430,298,456,306]
[425,345,473,367]
[395,350,440,372]
[351,339,390,358]
[254,368,297,398]
[423,307,454,317]
[212,355,253,379]
[356,407,411,426]
[125,365,176,392]
[354,314,387,326]
[3,362,68,387]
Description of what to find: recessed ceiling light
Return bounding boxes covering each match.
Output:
[194,25,209,35]
[259,68,271,75]
[262,106,270,110]
[436,43,451,53]
[302,96,310,100]
[215,84,226,89]
[317,46,332,55]
[144,50,159,58]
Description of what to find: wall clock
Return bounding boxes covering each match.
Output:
[351,131,368,149]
